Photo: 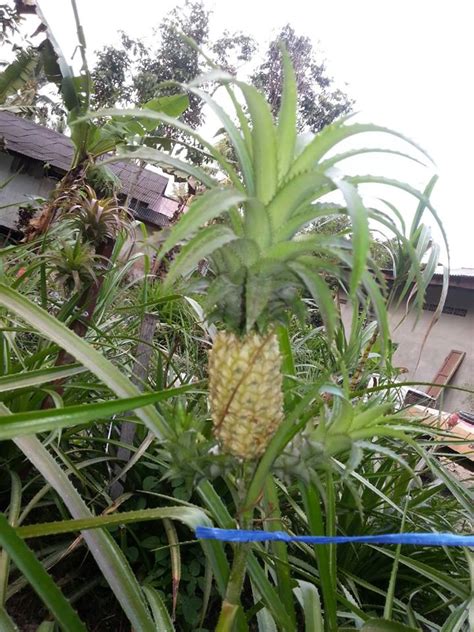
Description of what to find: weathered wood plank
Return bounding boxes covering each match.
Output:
[406,405,474,461]
[425,350,466,400]
[110,313,158,499]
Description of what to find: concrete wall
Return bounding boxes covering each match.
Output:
[340,284,474,413]
[0,153,56,229]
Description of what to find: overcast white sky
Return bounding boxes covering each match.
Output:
[39,0,474,267]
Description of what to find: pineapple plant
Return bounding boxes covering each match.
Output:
[60,184,131,246]
[78,42,446,631]
[47,238,99,295]
[121,50,442,462]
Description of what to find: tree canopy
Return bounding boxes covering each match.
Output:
[91,2,352,135]
[92,1,256,130]
[1,0,353,165]
[252,24,353,132]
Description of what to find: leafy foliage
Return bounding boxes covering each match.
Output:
[0,3,66,126]
[91,1,256,166]
[90,3,352,164]
[100,50,444,346]
[0,2,22,45]
[0,234,471,630]
[92,1,255,125]
[0,7,470,632]
[0,47,37,103]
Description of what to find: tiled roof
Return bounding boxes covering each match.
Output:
[108,161,168,212]
[154,196,180,218]
[0,111,170,214]
[0,111,73,170]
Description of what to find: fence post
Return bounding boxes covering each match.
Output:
[110,312,158,499]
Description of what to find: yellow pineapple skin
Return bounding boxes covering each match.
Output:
[208,331,284,459]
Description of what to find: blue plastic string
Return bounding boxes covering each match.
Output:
[195,527,474,547]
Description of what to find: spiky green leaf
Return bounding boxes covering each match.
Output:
[81,107,242,188]
[361,620,419,632]
[277,47,298,181]
[332,178,370,294]
[0,285,169,439]
[238,82,278,204]
[143,586,176,631]
[106,146,217,188]
[0,364,85,393]
[289,122,432,178]
[288,259,337,339]
[0,514,86,631]
[243,198,273,248]
[165,224,237,287]
[188,86,255,192]
[266,170,334,229]
[294,581,323,632]
[160,188,246,257]
[0,385,193,439]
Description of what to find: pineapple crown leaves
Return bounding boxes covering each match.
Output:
[308,398,413,459]
[273,393,419,485]
[60,184,131,245]
[85,46,445,343]
[46,238,99,294]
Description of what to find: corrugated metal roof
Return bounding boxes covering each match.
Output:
[427,266,474,290]
[154,196,180,218]
[432,267,474,278]
[132,206,170,227]
[0,111,169,211]
[449,268,474,277]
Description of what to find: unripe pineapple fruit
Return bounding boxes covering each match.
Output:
[208,330,284,459]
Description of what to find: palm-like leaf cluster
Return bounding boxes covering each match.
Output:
[46,239,98,294]
[92,51,446,344]
[60,184,131,245]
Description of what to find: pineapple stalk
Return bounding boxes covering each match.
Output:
[209,330,286,629]
[215,465,254,632]
[215,541,250,632]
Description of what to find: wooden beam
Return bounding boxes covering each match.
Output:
[425,350,465,400]
[110,313,159,499]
